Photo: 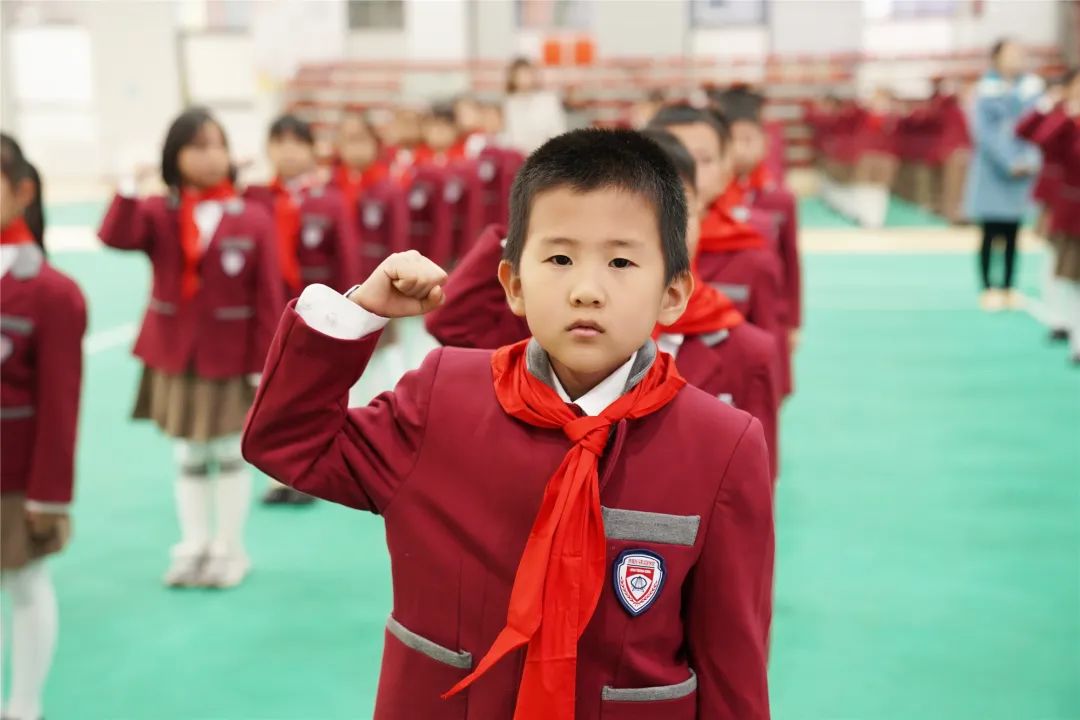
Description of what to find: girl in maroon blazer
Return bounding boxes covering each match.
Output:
[244,129,773,719]
[1,134,87,720]
[1019,71,1080,363]
[98,108,285,588]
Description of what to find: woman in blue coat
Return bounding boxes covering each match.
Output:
[965,38,1045,310]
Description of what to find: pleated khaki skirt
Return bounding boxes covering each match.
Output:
[1051,233,1080,283]
[1,493,69,570]
[133,366,255,443]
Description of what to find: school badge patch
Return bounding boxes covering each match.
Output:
[221,248,245,277]
[613,549,665,617]
[362,202,383,229]
[301,223,324,249]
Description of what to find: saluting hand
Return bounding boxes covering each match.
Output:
[348,250,448,318]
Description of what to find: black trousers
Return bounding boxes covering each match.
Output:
[980,220,1020,290]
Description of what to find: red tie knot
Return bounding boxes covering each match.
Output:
[564,416,611,455]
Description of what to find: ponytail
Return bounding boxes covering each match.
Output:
[0,132,46,251]
[23,162,46,249]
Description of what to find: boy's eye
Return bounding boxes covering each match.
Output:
[610,257,635,269]
[546,255,572,266]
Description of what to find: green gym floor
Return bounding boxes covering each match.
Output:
[8,197,1080,719]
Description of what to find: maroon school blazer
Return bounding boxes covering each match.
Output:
[243,306,774,720]
[0,243,86,503]
[98,193,285,378]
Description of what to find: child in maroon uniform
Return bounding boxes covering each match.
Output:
[648,106,785,382]
[0,134,87,720]
[244,129,773,719]
[713,88,801,396]
[1018,70,1080,363]
[245,114,358,298]
[245,114,357,504]
[99,108,285,588]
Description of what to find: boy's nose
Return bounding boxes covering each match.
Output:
[569,273,605,307]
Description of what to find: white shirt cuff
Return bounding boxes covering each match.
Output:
[26,500,70,514]
[1035,96,1055,114]
[118,176,138,198]
[295,284,388,340]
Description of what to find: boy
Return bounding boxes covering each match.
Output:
[426,131,781,475]
[413,102,485,263]
[244,113,358,505]
[245,114,358,298]
[713,88,802,394]
[648,106,785,376]
[243,129,773,719]
[415,103,462,166]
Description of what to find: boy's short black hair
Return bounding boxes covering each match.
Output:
[504,128,689,284]
[647,103,732,151]
[269,113,315,145]
[161,107,234,189]
[427,102,457,124]
[714,87,765,125]
[640,128,696,190]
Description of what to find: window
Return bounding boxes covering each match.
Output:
[348,0,405,30]
[864,0,960,20]
[515,0,592,30]
[690,0,766,27]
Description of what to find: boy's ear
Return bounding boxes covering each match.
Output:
[498,259,527,317]
[657,271,693,327]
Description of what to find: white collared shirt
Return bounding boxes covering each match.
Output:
[293,283,642,417]
[550,352,636,416]
[655,333,684,359]
[1,245,19,277]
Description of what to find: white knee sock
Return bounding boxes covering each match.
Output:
[211,435,251,559]
[1063,280,1080,356]
[173,441,213,559]
[1,561,58,720]
[1042,248,1067,330]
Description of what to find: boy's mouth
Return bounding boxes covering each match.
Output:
[567,320,605,338]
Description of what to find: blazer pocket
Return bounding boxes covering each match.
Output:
[600,670,697,720]
[602,507,700,547]
[374,616,470,720]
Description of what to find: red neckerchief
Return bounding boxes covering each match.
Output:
[656,270,744,337]
[0,217,34,246]
[334,162,388,209]
[444,340,686,719]
[269,176,304,293]
[698,199,766,253]
[178,180,236,300]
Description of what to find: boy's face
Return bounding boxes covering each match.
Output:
[268,133,315,181]
[664,122,730,211]
[499,186,690,396]
[337,116,379,169]
[422,118,458,152]
[455,100,482,133]
[730,120,766,178]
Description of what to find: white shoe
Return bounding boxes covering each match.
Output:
[1003,289,1025,309]
[164,553,206,588]
[200,552,250,589]
[979,289,1004,312]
